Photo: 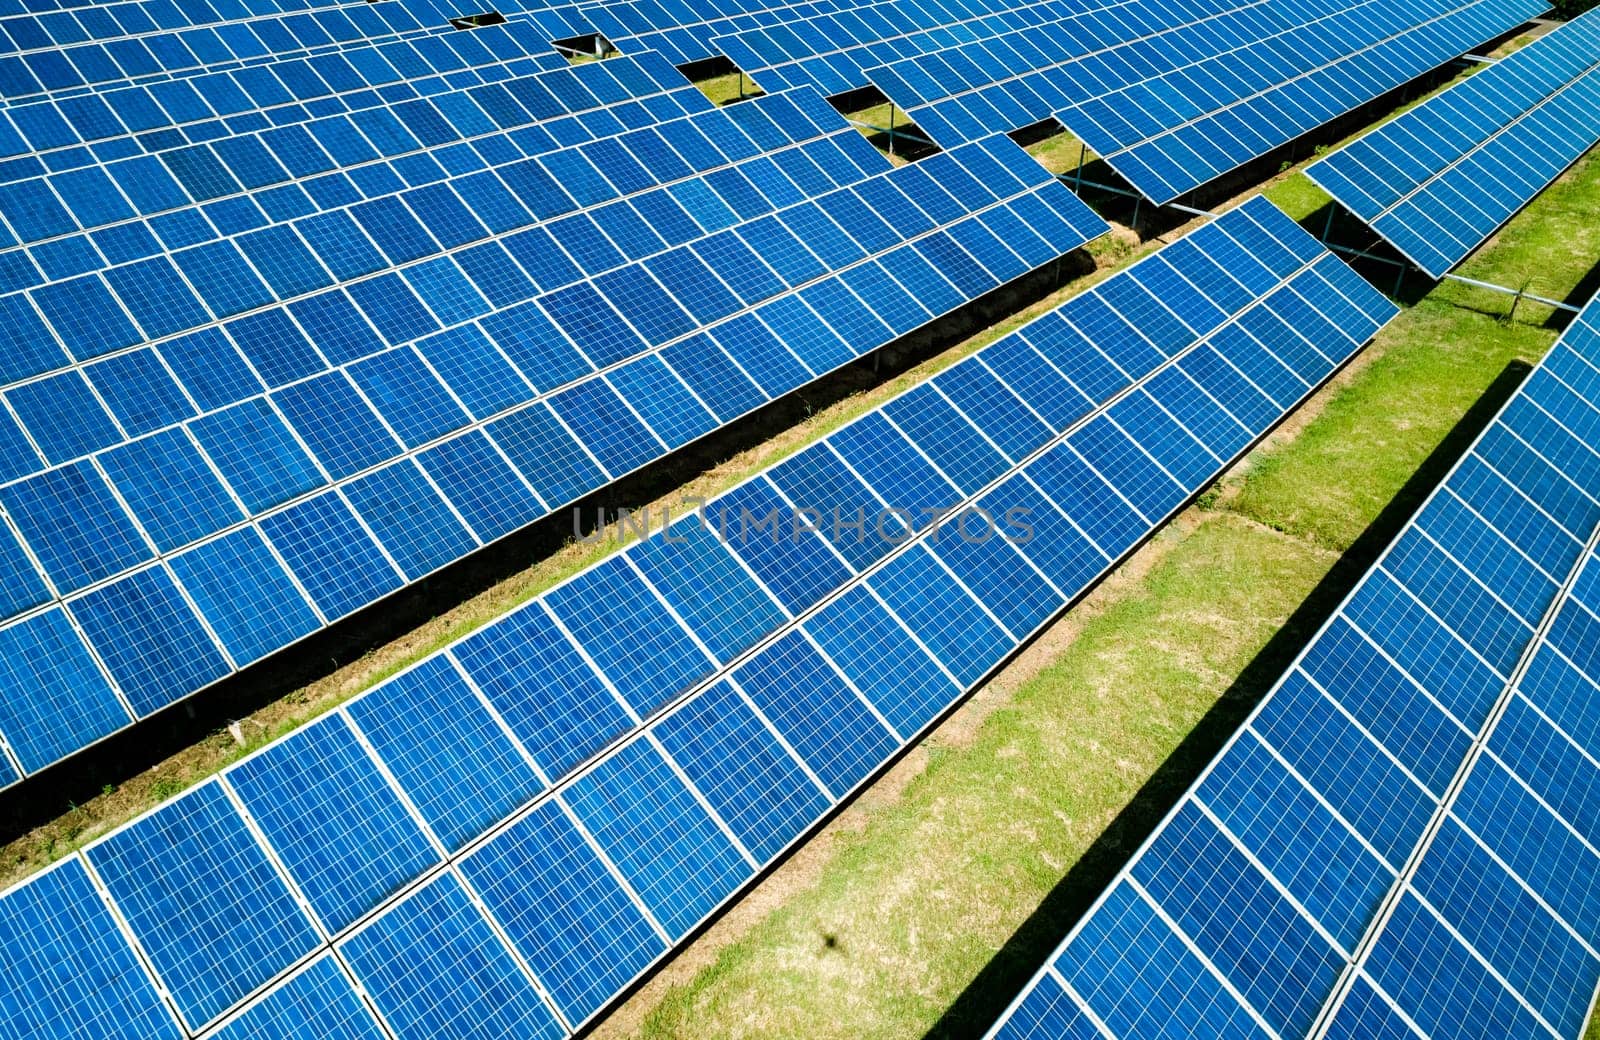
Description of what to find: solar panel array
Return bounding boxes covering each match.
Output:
[866,0,1545,202]
[0,197,1398,1038]
[0,20,1113,785]
[985,292,1600,1040]
[1307,8,1600,278]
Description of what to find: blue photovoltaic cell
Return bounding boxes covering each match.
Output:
[544,555,716,718]
[735,630,899,795]
[1411,816,1597,1035]
[212,957,386,1040]
[1133,803,1343,1038]
[654,680,832,862]
[0,859,181,1040]
[1197,734,1391,950]
[453,602,636,783]
[562,738,752,939]
[459,800,667,1026]
[87,781,320,1030]
[227,714,439,934]
[1059,881,1268,1040]
[70,564,231,717]
[167,528,321,668]
[340,873,564,1040]
[804,582,959,737]
[0,607,128,773]
[343,460,478,581]
[259,493,403,622]
[1360,894,1548,1040]
[990,970,1103,1040]
[868,542,1012,687]
[987,298,1600,1040]
[0,461,152,594]
[1,201,1390,1035]
[346,655,541,853]
[628,515,789,663]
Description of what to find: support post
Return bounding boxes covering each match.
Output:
[889,106,895,158]
[1076,142,1085,190]
[1131,196,1141,235]
[1321,204,1335,243]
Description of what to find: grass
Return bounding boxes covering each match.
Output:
[592,144,1600,1040]
[695,70,764,106]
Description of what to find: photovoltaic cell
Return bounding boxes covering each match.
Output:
[85,781,321,1030]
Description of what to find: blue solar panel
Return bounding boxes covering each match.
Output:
[0,198,1396,1037]
[211,956,386,1040]
[227,713,441,933]
[713,0,1108,100]
[985,294,1600,1040]
[338,873,566,1040]
[85,781,321,1030]
[562,737,754,938]
[1308,9,1600,277]
[457,800,668,1025]
[0,859,182,1040]
[345,655,543,852]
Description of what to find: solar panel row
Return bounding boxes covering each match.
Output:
[1059,0,1551,203]
[0,196,1397,1040]
[0,0,481,103]
[712,0,1120,100]
[0,49,708,306]
[865,0,1543,202]
[985,292,1600,1040]
[0,19,568,172]
[1307,7,1600,277]
[0,61,1108,783]
[1085,0,1544,201]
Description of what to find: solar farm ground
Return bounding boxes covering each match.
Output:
[3,27,1599,1040]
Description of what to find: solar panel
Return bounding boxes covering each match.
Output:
[985,291,1600,1040]
[0,32,1109,782]
[0,197,1397,1039]
[867,0,1545,203]
[1307,9,1600,278]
